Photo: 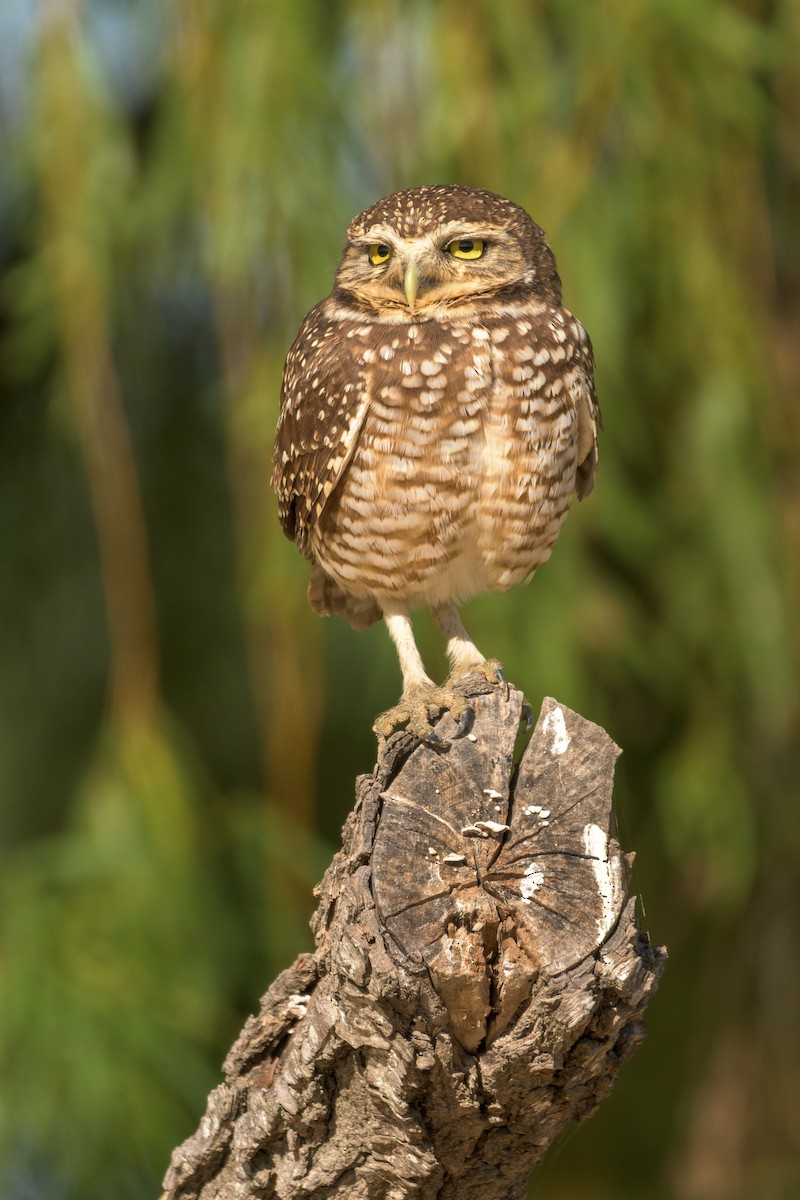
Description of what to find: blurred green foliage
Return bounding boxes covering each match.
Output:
[0,1,798,1197]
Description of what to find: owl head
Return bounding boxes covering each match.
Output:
[333,185,561,316]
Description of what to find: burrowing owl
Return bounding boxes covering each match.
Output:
[272,186,599,739]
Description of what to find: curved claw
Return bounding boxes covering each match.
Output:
[446,657,509,699]
[454,707,473,739]
[479,657,506,686]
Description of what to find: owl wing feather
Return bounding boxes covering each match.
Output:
[271,302,370,559]
[570,321,601,500]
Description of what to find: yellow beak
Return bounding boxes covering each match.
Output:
[403,258,420,312]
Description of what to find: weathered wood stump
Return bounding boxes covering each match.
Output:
[162,687,665,1199]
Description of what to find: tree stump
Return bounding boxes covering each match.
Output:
[162,687,665,1200]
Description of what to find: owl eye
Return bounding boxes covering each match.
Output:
[448,238,486,260]
[368,243,392,266]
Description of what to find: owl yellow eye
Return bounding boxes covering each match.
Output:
[368,243,392,266]
[448,237,486,260]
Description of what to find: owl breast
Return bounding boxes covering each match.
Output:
[312,309,582,609]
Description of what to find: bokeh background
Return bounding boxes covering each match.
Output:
[1,1,798,1197]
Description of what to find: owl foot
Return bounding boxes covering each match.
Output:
[449,657,508,694]
[373,682,471,746]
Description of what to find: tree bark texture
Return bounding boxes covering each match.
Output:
[162,687,666,1200]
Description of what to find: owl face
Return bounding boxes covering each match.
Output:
[333,185,561,316]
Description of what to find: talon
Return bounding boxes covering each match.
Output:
[454,707,472,738]
[448,656,509,697]
[480,658,506,686]
[421,728,447,749]
[479,657,510,699]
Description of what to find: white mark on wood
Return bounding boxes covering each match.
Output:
[427,846,437,856]
[474,819,511,836]
[462,824,485,838]
[483,788,503,800]
[442,853,467,865]
[467,733,478,742]
[520,862,545,903]
[524,805,551,819]
[286,993,311,1019]
[543,706,570,756]
[583,823,621,938]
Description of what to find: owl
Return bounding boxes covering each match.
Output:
[272,186,599,739]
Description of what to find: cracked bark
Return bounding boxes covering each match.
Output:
[162,687,666,1200]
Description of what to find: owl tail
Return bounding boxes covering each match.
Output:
[308,565,381,631]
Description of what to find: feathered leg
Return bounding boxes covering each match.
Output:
[373,603,468,742]
[432,602,504,685]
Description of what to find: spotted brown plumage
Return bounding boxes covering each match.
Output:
[271,186,600,739]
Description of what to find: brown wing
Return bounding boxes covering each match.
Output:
[569,317,601,500]
[271,301,370,559]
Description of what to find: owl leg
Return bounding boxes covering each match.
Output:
[432,603,505,686]
[373,604,469,743]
